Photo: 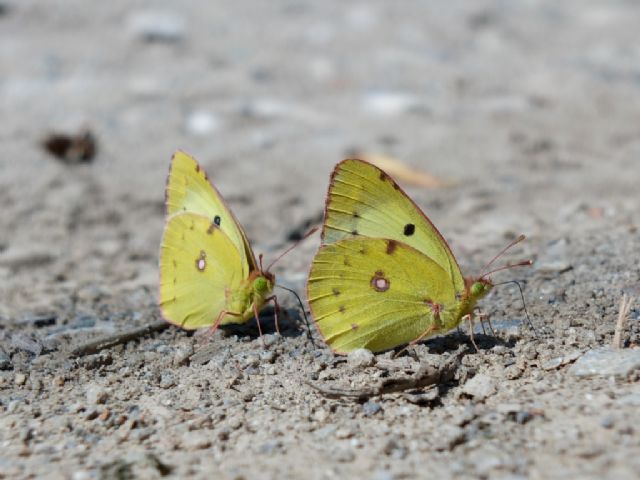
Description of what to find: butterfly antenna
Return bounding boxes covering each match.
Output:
[274,284,316,347]
[480,260,533,278]
[479,234,527,278]
[265,227,319,272]
[494,280,538,337]
[259,253,265,271]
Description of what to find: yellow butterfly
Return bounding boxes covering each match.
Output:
[159,151,278,334]
[307,159,530,354]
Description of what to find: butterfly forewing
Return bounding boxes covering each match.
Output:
[159,212,247,329]
[165,151,257,271]
[322,159,464,293]
[307,237,459,353]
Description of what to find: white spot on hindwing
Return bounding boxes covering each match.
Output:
[370,270,390,292]
[196,250,207,272]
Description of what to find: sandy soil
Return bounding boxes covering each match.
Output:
[1,1,640,478]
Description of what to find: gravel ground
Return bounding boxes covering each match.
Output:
[1,1,640,479]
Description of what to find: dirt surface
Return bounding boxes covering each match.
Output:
[1,1,640,479]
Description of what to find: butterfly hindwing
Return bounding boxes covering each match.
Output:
[322,159,464,292]
[159,212,247,329]
[307,236,459,353]
[165,151,257,271]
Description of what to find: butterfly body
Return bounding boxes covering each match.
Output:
[221,271,275,325]
[159,152,275,331]
[308,159,496,354]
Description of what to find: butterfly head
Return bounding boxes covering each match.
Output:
[252,270,275,297]
[469,278,493,300]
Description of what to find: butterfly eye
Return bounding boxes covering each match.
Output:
[471,282,485,296]
[214,215,221,226]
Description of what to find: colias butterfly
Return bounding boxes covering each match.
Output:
[159,151,277,333]
[307,158,530,354]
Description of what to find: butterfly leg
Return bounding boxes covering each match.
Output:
[393,324,438,358]
[475,309,495,337]
[252,302,264,340]
[264,295,281,335]
[463,314,480,353]
[203,310,243,341]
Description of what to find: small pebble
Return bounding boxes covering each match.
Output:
[228,416,243,430]
[159,372,176,389]
[86,385,109,405]
[515,411,533,424]
[0,349,11,370]
[362,91,421,116]
[600,415,615,429]
[15,373,27,386]
[334,449,355,463]
[259,351,276,364]
[128,10,186,43]
[362,401,382,416]
[335,428,354,439]
[434,425,466,451]
[347,348,375,368]
[85,409,99,421]
[182,432,212,450]
[462,374,496,401]
[314,409,330,423]
[261,334,280,348]
[172,344,193,366]
[185,111,221,136]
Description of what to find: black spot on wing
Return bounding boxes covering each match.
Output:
[214,215,221,226]
[404,223,415,236]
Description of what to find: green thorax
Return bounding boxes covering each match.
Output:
[442,277,493,330]
[223,270,275,324]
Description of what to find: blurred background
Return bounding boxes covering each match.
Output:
[1,0,639,320]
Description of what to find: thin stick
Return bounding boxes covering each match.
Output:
[612,295,634,349]
[70,320,169,357]
[306,356,460,399]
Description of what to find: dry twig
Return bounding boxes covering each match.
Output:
[70,320,169,357]
[612,295,634,349]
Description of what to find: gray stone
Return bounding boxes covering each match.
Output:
[128,11,186,43]
[184,111,221,136]
[86,385,109,405]
[0,349,12,370]
[182,432,212,450]
[362,401,382,416]
[362,91,422,116]
[462,374,496,400]
[569,347,640,379]
[347,348,375,368]
[433,425,466,451]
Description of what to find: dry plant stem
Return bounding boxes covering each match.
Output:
[307,356,460,399]
[70,320,169,357]
[612,295,634,349]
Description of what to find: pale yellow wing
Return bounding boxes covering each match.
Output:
[159,212,248,329]
[321,158,464,293]
[165,151,257,271]
[307,237,460,354]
